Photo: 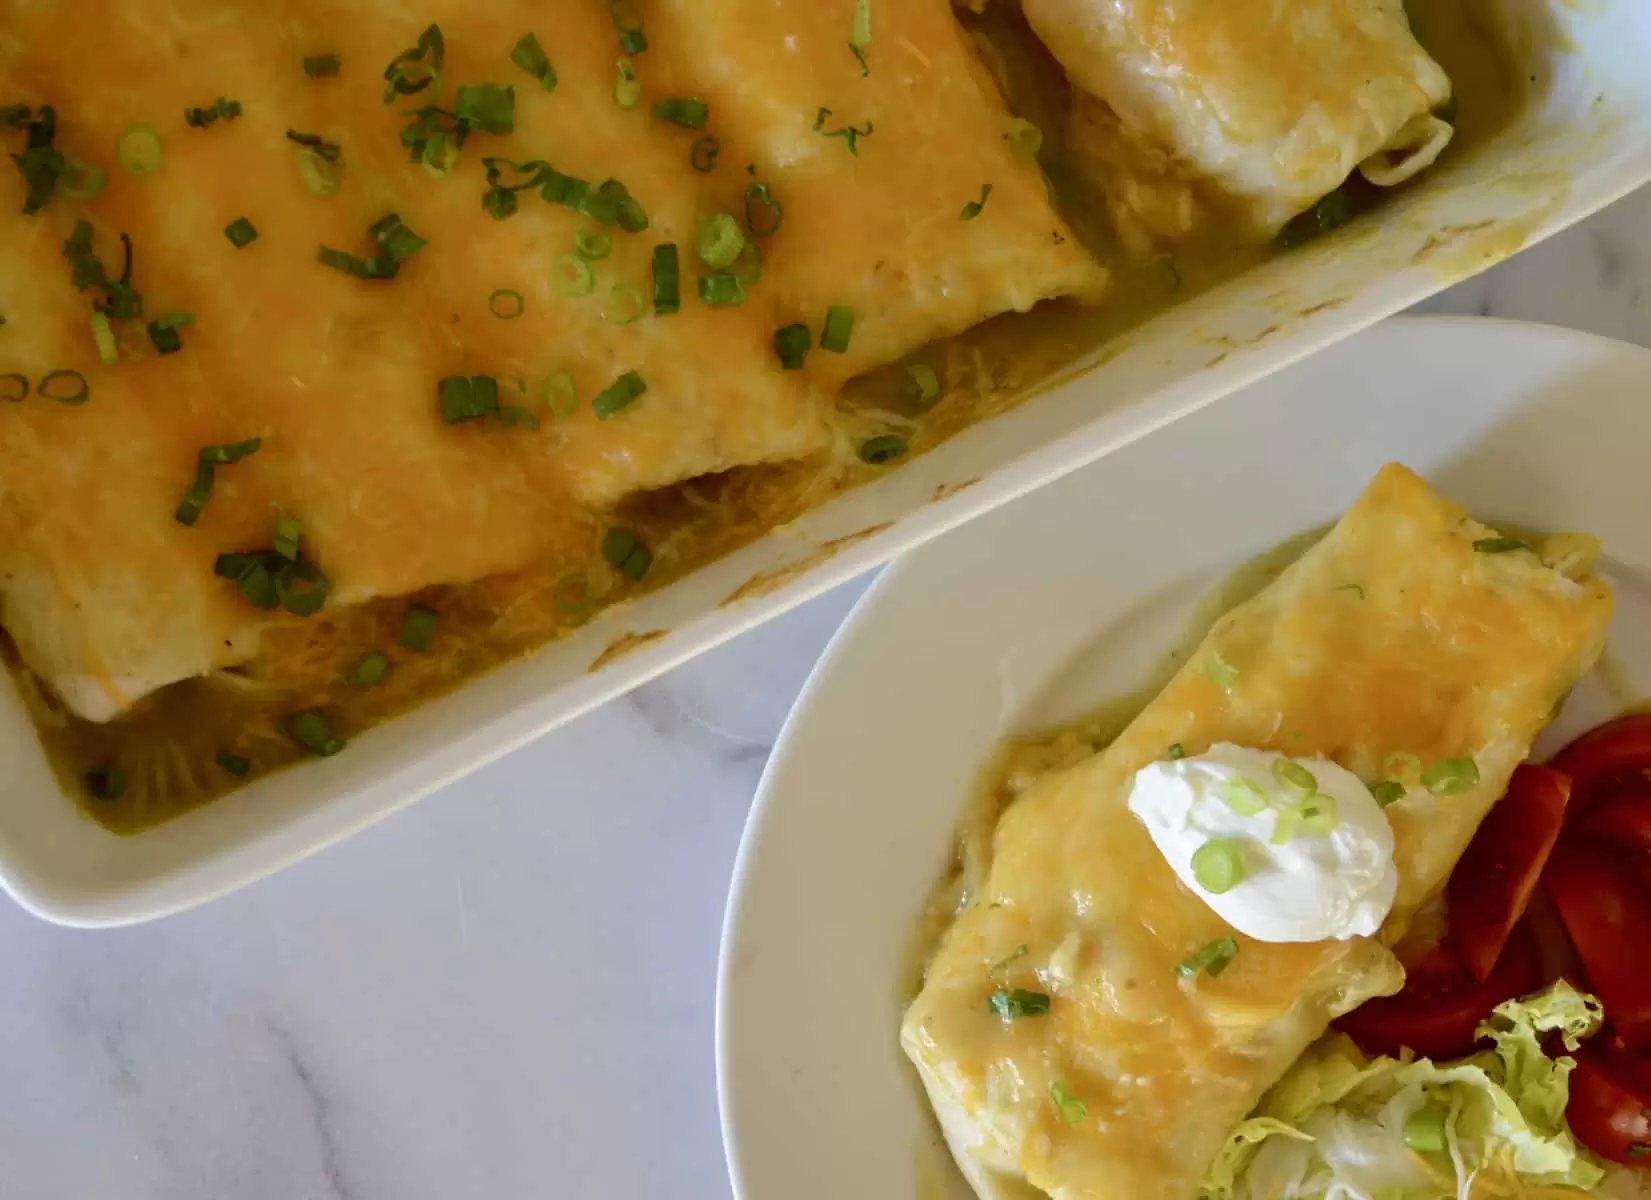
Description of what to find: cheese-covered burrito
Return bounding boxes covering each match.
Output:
[1019,0,1455,234]
[901,465,1612,1198]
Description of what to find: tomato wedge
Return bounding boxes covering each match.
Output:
[1335,922,1543,1061]
[1567,1044,1651,1166]
[1550,714,1651,808]
[1579,791,1651,859]
[1544,837,1651,1049]
[1448,765,1571,982]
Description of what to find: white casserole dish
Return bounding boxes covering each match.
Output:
[4,0,1650,926]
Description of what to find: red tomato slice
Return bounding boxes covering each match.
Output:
[1335,922,1544,1061]
[1580,791,1651,859]
[1550,714,1651,808]
[1545,837,1651,1049]
[1448,765,1571,982]
[1567,1044,1651,1166]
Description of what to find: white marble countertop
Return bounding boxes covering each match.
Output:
[4,186,1650,1200]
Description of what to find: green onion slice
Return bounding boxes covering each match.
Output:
[774,323,810,371]
[1176,935,1239,980]
[1007,117,1043,159]
[614,57,642,109]
[216,553,279,609]
[961,183,993,220]
[552,252,595,296]
[61,159,107,200]
[1191,839,1244,893]
[303,53,342,79]
[1473,537,1532,555]
[1421,756,1479,796]
[499,403,539,432]
[542,371,578,416]
[317,245,396,280]
[174,438,261,526]
[988,944,1028,974]
[1049,1081,1087,1126]
[602,528,653,581]
[0,374,26,403]
[609,0,647,54]
[382,24,444,103]
[1300,793,1339,835]
[216,750,251,776]
[90,311,118,365]
[295,148,339,195]
[730,240,763,288]
[117,124,164,176]
[820,305,854,353]
[903,363,940,407]
[1369,780,1406,808]
[400,606,439,653]
[1402,1108,1448,1153]
[85,764,126,801]
[286,130,342,162]
[603,283,645,325]
[489,288,525,319]
[1202,652,1240,691]
[1271,805,1304,845]
[697,274,745,308]
[697,213,744,269]
[276,560,329,617]
[369,213,427,263]
[224,217,259,248]
[288,710,346,757]
[652,244,681,316]
[690,136,719,174]
[184,97,243,128]
[858,434,907,465]
[575,230,613,261]
[40,369,89,404]
[483,187,518,221]
[652,97,709,128]
[274,514,301,561]
[455,82,516,134]
[438,375,500,424]
[1272,757,1317,793]
[1169,742,1186,760]
[348,652,390,690]
[511,33,558,91]
[987,988,1050,1020]
[812,107,873,155]
[744,182,782,237]
[593,370,647,419]
[1216,777,1267,816]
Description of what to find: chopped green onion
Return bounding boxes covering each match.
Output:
[988,944,1028,974]
[1007,117,1043,159]
[117,124,164,176]
[820,305,854,353]
[1049,1081,1087,1125]
[216,750,251,776]
[483,156,550,193]
[552,252,595,296]
[602,527,653,581]
[215,553,279,609]
[1272,757,1317,793]
[382,24,444,103]
[697,213,744,269]
[455,82,516,134]
[1278,187,1357,250]
[1402,1108,1448,1153]
[812,107,873,155]
[1176,935,1239,980]
[0,374,27,402]
[730,240,763,288]
[774,323,810,371]
[603,283,645,325]
[744,182,782,237]
[184,97,242,128]
[609,0,647,54]
[1473,537,1532,555]
[570,231,611,263]
[961,183,993,220]
[369,213,427,263]
[651,244,680,316]
[400,606,439,653]
[146,312,188,355]
[224,217,259,248]
[8,105,64,214]
[295,148,340,195]
[274,514,301,561]
[60,159,107,200]
[1300,793,1339,835]
[697,274,745,307]
[1191,839,1244,893]
[987,988,1050,1020]
[859,434,907,465]
[286,130,341,162]
[614,58,642,109]
[275,560,329,616]
[1169,742,1186,760]
[903,363,940,406]
[1271,805,1304,845]
[690,136,719,174]
[593,370,647,419]
[1385,751,1423,783]
[1202,652,1240,691]
[303,54,342,79]
[1370,780,1406,808]
[1422,757,1479,796]
[288,710,345,757]
[85,764,126,800]
[40,369,88,404]
[437,375,500,424]
[511,33,558,91]
[317,245,396,280]
[1216,777,1267,816]
[483,187,518,221]
[90,311,118,365]
[652,97,709,128]
[418,128,461,178]
[601,178,648,232]
[499,403,539,431]
[1337,583,1367,598]
[489,288,525,319]
[348,652,390,690]
[174,438,261,526]
[542,372,578,416]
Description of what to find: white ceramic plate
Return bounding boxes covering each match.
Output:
[716,316,1651,1199]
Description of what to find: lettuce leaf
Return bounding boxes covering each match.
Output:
[1198,981,1611,1199]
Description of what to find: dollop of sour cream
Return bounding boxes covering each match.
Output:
[1127,743,1398,943]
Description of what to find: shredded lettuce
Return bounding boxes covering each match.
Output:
[1199,981,1617,1200]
